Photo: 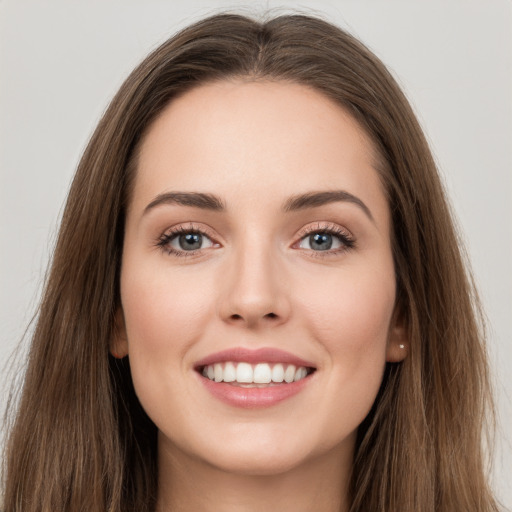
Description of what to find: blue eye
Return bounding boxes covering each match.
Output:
[157,227,216,257]
[173,233,202,250]
[157,224,353,258]
[297,227,354,253]
[168,232,214,252]
[299,232,344,251]
[308,233,334,251]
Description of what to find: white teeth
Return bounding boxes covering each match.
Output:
[253,363,272,384]
[294,367,307,381]
[236,362,253,383]
[284,364,296,383]
[271,363,284,383]
[214,363,223,382]
[201,361,311,385]
[223,362,236,382]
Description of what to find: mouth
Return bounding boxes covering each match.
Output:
[194,348,317,408]
[198,361,316,387]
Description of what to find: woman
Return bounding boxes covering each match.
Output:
[2,13,500,512]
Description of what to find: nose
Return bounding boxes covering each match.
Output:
[218,242,291,329]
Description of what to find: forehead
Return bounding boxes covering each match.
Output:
[131,80,388,223]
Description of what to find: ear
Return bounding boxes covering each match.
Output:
[111,307,129,358]
[386,307,409,362]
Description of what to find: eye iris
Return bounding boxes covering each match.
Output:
[310,233,332,251]
[179,233,202,250]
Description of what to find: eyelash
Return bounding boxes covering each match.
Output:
[155,222,355,258]
[156,224,217,258]
[294,222,355,257]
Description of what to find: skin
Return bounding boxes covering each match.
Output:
[114,80,408,512]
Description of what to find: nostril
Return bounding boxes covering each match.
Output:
[229,312,277,321]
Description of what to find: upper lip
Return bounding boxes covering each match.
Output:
[194,347,316,370]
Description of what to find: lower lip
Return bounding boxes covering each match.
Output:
[198,374,313,408]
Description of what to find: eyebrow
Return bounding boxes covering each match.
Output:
[144,192,225,214]
[143,189,373,221]
[283,190,374,221]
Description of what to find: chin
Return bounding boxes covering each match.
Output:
[203,447,313,477]
[175,424,343,478]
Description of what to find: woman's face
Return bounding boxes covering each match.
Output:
[116,80,407,476]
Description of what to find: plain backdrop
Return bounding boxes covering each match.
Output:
[1,0,511,506]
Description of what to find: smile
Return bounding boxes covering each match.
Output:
[194,348,317,408]
[201,362,312,386]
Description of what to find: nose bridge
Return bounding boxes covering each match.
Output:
[219,230,290,327]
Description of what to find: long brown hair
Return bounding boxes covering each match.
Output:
[2,12,499,512]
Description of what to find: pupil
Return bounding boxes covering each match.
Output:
[310,233,332,251]
[179,233,202,250]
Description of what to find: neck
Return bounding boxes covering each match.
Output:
[156,438,353,512]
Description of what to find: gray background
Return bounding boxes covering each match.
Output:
[1,0,511,506]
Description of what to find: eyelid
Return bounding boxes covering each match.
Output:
[294,221,354,241]
[155,222,221,257]
[159,222,219,241]
[155,220,355,258]
[292,221,356,255]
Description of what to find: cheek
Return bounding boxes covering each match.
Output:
[119,262,217,425]
[121,265,212,351]
[119,260,219,413]
[294,263,395,403]
[297,266,395,349]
